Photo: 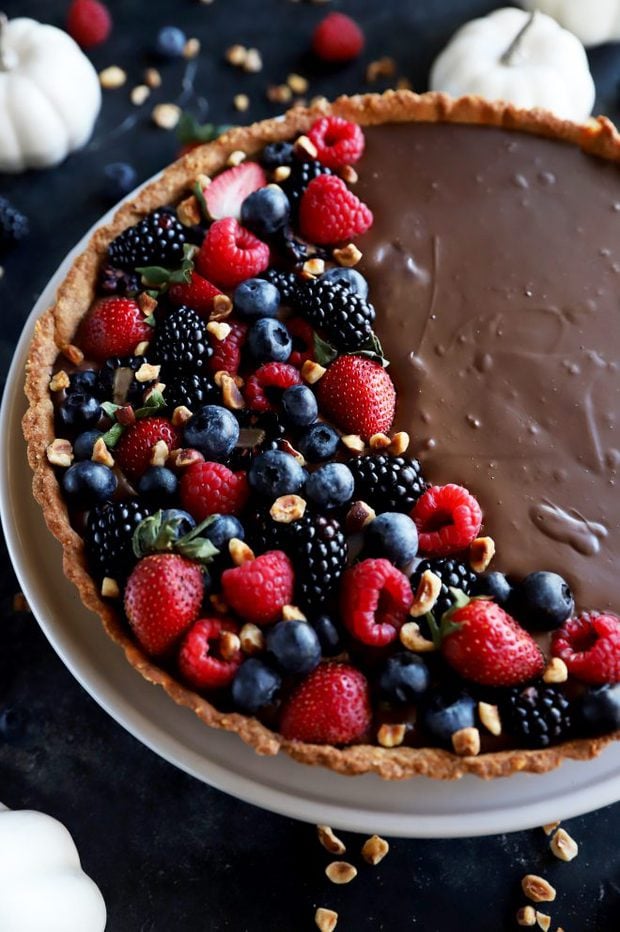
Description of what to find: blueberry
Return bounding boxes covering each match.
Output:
[58,393,101,431]
[68,369,98,395]
[267,620,322,675]
[248,449,306,497]
[378,653,430,703]
[154,25,187,59]
[241,185,291,238]
[365,513,418,567]
[420,692,476,745]
[138,466,178,502]
[247,318,292,363]
[311,615,343,657]
[281,385,318,427]
[62,462,117,508]
[306,462,354,509]
[513,571,574,631]
[297,422,340,462]
[73,430,103,460]
[575,684,620,736]
[321,267,369,299]
[261,142,295,169]
[472,570,512,605]
[232,658,281,713]
[103,162,138,201]
[203,514,245,549]
[234,278,280,319]
[161,508,195,538]
[183,405,240,460]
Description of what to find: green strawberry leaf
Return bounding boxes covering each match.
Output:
[177,112,231,145]
[350,332,390,368]
[192,179,208,219]
[133,390,166,419]
[132,510,219,565]
[136,265,172,286]
[101,401,121,418]
[313,332,338,367]
[101,422,125,449]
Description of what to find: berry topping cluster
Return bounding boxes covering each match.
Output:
[46,114,620,758]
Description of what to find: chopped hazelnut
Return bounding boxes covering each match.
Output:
[295,135,318,160]
[550,827,578,862]
[361,835,389,866]
[229,538,255,566]
[138,292,158,316]
[225,44,247,67]
[227,150,247,167]
[388,432,410,456]
[282,605,307,622]
[239,623,265,655]
[243,48,262,73]
[316,825,346,856]
[99,65,127,89]
[177,195,202,227]
[171,405,193,427]
[345,500,376,534]
[135,362,161,383]
[209,593,229,614]
[62,344,84,366]
[134,341,150,356]
[234,93,250,112]
[399,621,436,653]
[207,321,232,342]
[219,631,241,661]
[12,593,31,613]
[535,913,551,932]
[377,723,406,748]
[341,434,366,453]
[152,103,181,130]
[144,67,161,88]
[451,726,481,757]
[521,875,556,904]
[333,244,362,268]
[287,73,309,94]
[211,294,233,319]
[49,370,70,392]
[150,440,170,467]
[302,257,325,279]
[273,165,291,182]
[469,536,496,572]
[543,658,568,684]
[339,165,358,185]
[270,494,307,523]
[46,439,74,468]
[366,56,396,82]
[183,37,201,59]
[168,448,204,470]
[409,569,442,618]
[542,821,561,836]
[92,437,115,468]
[266,84,292,104]
[130,84,150,106]
[369,432,391,450]
[101,577,120,599]
[478,701,502,737]
[301,360,326,384]
[219,372,245,410]
[325,861,357,885]
[315,908,338,932]
[517,906,537,927]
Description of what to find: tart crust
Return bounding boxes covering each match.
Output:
[22,90,620,780]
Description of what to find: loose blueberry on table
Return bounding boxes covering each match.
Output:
[46,114,620,760]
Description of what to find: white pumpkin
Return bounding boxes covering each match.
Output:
[0,806,107,932]
[522,0,620,47]
[0,15,101,173]
[430,7,595,123]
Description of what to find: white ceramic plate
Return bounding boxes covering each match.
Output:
[2,207,620,839]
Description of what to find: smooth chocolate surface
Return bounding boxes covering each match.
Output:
[358,123,620,611]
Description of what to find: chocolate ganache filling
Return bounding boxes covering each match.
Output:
[357,122,620,613]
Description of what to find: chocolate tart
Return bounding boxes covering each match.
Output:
[22,91,620,780]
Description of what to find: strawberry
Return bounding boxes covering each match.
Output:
[299,175,373,244]
[169,271,223,317]
[439,595,545,687]
[221,551,294,626]
[124,554,204,656]
[552,613,620,685]
[79,297,151,362]
[279,663,371,745]
[203,162,266,221]
[115,417,180,482]
[316,355,396,439]
[178,616,242,690]
[312,12,364,63]
[196,218,270,289]
[67,0,112,48]
[180,461,249,521]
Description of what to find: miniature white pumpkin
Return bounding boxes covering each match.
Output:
[430,7,595,123]
[0,14,101,173]
[0,805,107,932]
[522,0,620,47]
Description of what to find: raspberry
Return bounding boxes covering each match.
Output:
[281,160,332,217]
[244,362,302,413]
[552,613,620,685]
[340,558,413,647]
[115,417,180,482]
[312,12,364,63]
[196,218,270,288]
[79,297,151,362]
[279,663,371,745]
[221,551,294,626]
[308,116,365,170]
[299,175,373,245]
[286,317,315,368]
[208,321,248,376]
[67,0,112,48]
[411,484,482,557]
[180,461,249,521]
[178,617,243,691]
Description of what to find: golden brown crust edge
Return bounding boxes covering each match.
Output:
[22,90,620,780]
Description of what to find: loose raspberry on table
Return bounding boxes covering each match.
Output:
[411,484,482,557]
[299,175,373,245]
[208,321,248,376]
[115,417,180,482]
[552,613,620,685]
[340,558,413,647]
[244,362,302,413]
[312,12,365,63]
[178,617,243,691]
[221,551,294,626]
[180,461,249,521]
[67,0,112,48]
[308,116,365,170]
[196,218,270,288]
[279,663,371,745]
[79,297,151,362]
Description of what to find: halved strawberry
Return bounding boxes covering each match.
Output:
[204,162,267,221]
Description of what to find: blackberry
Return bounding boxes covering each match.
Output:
[260,268,300,305]
[86,499,154,582]
[0,196,29,249]
[503,684,572,749]
[411,558,477,620]
[98,264,140,297]
[281,159,332,214]
[273,227,310,264]
[97,356,153,405]
[164,372,217,413]
[348,454,426,513]
[149,306,213,378]
[253,511,347,611]
[295,279,375,351]
[108,208,186,271]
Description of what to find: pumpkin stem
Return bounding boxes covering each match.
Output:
[0,13,18,72]
[500,11,536,67]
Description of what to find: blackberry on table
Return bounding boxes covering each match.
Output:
[108,208,186,271]
[295,279,375,352]
[348,454,426,513]
[0,196,29,249]
[97,356,153,405]
[281,159,332,214]
[86,499,153,582]
[260,268,300,304]
[165,372,218,413]
[503,684,572,749]
[149,306,213,378]
[253,511,347,611]
[411,557,477,620]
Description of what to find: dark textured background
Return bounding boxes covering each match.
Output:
[1,1,620,929]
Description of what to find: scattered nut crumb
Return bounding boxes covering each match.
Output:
[101,577,120,599]
[550,827,578,862]
[270,494,306,523]
[451,726,481,756]
[536,912,551,932]
[317,825,346,856]
[130,84,150,106]
[345,500,376,534]
[183,37,201,59]
[315,907,338,932]
[234,93,250,112]
[301,360,326,384]
[152,103,181,130]
[469,536,495,572]
[287,73,309,94]
[135,362,161,383]
[399,620,436,653]
[295,135,318,160]
[99,65,127,89]
[339,165,358,185]
[144,382,166,402]
[333,243,362,267]
[229,538,255,565]
[273,165,291,182]
[341,434,366,453]
[521,875,556,904]
[144,67,161,88]
[266,83,293,104]
[49,370,70,392]
[302,257,325,278]
[478,701,502,736]
[517,905,537,927]
[171,405,193,427]
[388,432,410,455]
[282,605,307,621]
[369,432,391,451]
[396,76,412,90]
[409,570,442,618]
[177,195,202,227]
[543,657,568,684]
[219,630,241,660]
[226,44,247,67]
[46,439,74,468]
[227,150,247,167]
[377,723,406,748]
[366,57,396,83]
[361,835,389,866]
[150,440,170,467]
[239,623,265,655]
[92,437,115,467]
[209,593,229,614]
[243,48,263,73]
[207,321,232,341]
[325,861,357,885]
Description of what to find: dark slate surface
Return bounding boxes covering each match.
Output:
[1,1,619,929]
